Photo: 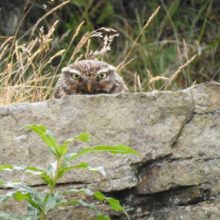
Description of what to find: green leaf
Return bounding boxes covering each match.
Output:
[64,188,93,196]
[57,144,68,157]
[71,145,138,161]
[4,181,25,188]
[0,165,29,174]
[94,192,124,212]
[27,205,41,220]
[64,162,89,172]
[94,191,105,201]
[0,165,53,187]
[63,133,91,146]
[106,197,124,212]
[2,182,44,211]
[44,194,57,213]
[26,124,59,156]
[25,166,45,175]
[97,214,111,220]
[8,184,45,212]
[13,191,30,201]
[0,165,14,171]
[40,172,53,186]
[22,193,44,211]
[104,145,138,155]
[75,133,91,142]
[25,166,53,186]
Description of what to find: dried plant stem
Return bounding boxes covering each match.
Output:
[116,57,136,72]
[69,33,90,62]
[66,21,85,65]
[134,73,142,92]
[162,54,197,90]
[117,6,160,70]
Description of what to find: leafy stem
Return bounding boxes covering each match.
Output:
[50,156,62,194]
[0,124,138,220]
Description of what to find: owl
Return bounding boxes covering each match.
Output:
[53,60,128,98]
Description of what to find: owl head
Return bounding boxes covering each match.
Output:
[54,60,128,98]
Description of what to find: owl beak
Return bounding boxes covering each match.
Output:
[87,81,93,93]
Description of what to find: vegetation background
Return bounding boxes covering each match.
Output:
[0,0,219,105]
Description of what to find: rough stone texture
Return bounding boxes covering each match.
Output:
[0,82,219,219]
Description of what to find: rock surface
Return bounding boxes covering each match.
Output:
[0,83,219,219]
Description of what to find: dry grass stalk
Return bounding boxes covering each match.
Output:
[162,54,197,90]
[116,57,136,73]
[133,73,142,92]
[69,27,119,62]
[117,6,160,71]
[69,31,93,62]
[0,19,63,105]
[147,69,168,91]
[87,27,119,59]
[66,21,85,65]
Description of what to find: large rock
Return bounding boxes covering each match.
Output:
[0,82,219,219]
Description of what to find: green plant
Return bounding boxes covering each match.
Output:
[0,124,138,220]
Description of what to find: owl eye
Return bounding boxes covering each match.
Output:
[71,73,81,80]
[98,72,107,80]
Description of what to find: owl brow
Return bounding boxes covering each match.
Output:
[61,67,81,75]
[97,67,114,75]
